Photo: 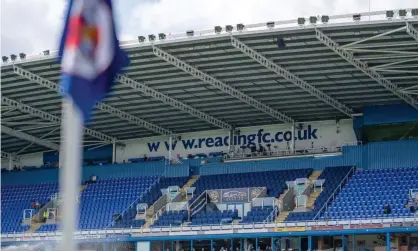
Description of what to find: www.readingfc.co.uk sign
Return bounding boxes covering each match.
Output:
[147,126,319,152]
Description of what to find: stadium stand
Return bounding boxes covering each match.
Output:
[1,183,59,233]
[192,168,313,200]
[242,206,275,223]
[322,167,418,220]
[285,166,353,221]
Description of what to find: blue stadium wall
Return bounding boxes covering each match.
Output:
[2,139,417,186]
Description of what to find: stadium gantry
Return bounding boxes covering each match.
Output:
[1,9,418,251]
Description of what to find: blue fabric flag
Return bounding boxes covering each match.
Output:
[59,0,128,122]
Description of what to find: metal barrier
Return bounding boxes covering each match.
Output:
[4,215,417,239]
[313,166,356,220]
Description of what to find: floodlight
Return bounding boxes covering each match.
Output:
[309,16,317,24]
[158,33,166,40]
[297,18,305,25]
[386,10,394,19]
[186,30,194,37]
[321,15,329,23]
[2,56,8,63]
[225,25,233,32]
[412,9,418,17]
[267,21,275,28]
[138,36,145,43]
[236,23,244,31]
[353,14,361,21]
[214,26,222,34]
[43,50,50,56]
[10,54,17,61]
[148,34,156,41]
[399,9,407,17]
[19,53,26,60]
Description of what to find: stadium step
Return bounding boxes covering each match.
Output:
[308,170,323,182]
[181,175,200,194]
[275,211,290,223]
[306,170,324,209]
[25,222,43,233]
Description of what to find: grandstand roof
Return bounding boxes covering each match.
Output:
[1,10,418,155]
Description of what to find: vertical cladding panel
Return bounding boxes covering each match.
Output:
[164,164,190,177]
[367,139,418,169]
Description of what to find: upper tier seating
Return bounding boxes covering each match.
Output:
[192,169,313,202]
[322,167,418,220]
[111,176,188,229]
[285,166,353,222]
[78,176,159,230]
[1,183,59,233]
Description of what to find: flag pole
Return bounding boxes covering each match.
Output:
[59,97,83,251]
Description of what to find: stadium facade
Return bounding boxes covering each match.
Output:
[1,9,418,251]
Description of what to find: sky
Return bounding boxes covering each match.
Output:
[1,0,417,56]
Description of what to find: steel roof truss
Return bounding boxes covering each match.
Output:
[1,125,60,151]
[152,46,294,124]
[315,28,418,110]
[1,96,116,143]
[12,65,173,135]
[406,22,418,42]
[230,36,354,117]
[115,74,232,130]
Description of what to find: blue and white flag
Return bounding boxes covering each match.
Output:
[59,0,128,122]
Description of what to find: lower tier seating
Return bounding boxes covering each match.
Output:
[152,210,188,227]
[242,206,276,223]
[190,210,238,225]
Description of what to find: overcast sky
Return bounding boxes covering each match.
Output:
[1,0,417,56]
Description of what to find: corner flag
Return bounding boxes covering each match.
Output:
[58,1,127,251]
[59,0,128,121]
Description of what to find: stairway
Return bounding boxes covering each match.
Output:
[308,170,322,183]
[181,175,200,195]
[26,222,43,233]
[25,184,88,233]
[275,211,290,223]
[142,176,200,228]
[306,170,323,209]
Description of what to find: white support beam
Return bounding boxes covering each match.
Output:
[230,37,354,117]
[12,65,173,135]
[152,46,294,124]
[1,96,116,143]
[406,22,418,42]
[115,74,233,129]
[1,125,60,151]
[315,28,418,110]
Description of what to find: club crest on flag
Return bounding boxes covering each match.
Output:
[59,0,128,121]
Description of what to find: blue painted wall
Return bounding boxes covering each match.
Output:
[1,162,189,186]
[198,139,418,175]
[43,145,113,164]
[3,139,417,185]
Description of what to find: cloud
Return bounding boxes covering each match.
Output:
[124,0,416,37]
[1,0,417,55]
[1,0,66,55]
